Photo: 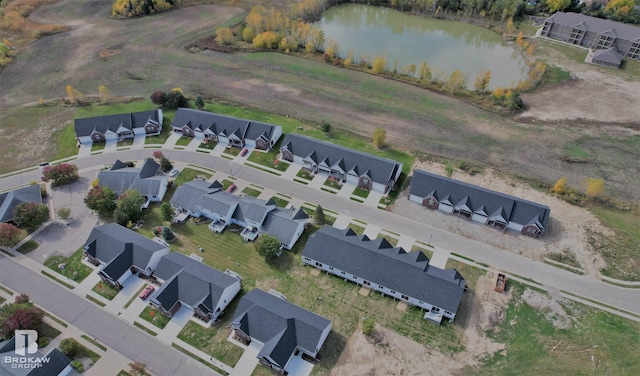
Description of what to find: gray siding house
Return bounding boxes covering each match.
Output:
[279,134,403,194]
[74,109,163,145]
[148,252,241,325]
[170,180,308,250]
[82,223,170,289]
[97,158,168,206]
[302,226,467,324]
[170,108,283,150]
[0,184,43,223]
[0,338,73,376]
[230,289,332,374]
[541,12,640,68]
[408,170,550,237]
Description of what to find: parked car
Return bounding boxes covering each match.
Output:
[226,184,237,193]
[139,285,155,299]
[240,148,248,157]
[169,168,180,178]
[38,162,50,170]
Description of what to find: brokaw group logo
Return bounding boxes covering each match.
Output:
[2,330,51,369]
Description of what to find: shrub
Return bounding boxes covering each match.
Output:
[59,338,79,358]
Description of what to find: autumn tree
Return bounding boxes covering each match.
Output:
[161,202,174,222]
[57,207,72,221]
[84,186,117,214]
[98,85,111,103]
[0,295,44,338]
[372,127,387,149]
[153,150,173,172]
[13,203,49,231]
[150,91,167,105]
[516,31,524,47]
[474,70,491,93]
[418,62,431,81]
[0,223,22,247]
[256,234,281,259]
[65,85,84,105]
[129,362,148,376]
[547,0,572,13]
[585,178,604,199]
[605,0,635,20]
[216,27,234,45]
[447,70,467,94]
[42,163,79,187]
[553,177,567,194]
[165,89,188,109]
[372,56,387,74]
[116,189,145,222]
[242,27,255,43]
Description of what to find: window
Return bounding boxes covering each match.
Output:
[315,262,322,267]
[363,281,370,286]
[401,295,409,300]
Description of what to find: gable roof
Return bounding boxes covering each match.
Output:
[592,47,624,65]
[84,223,168,279]
[303,226,467,314]
[169,180,224,212]
[151,252,240,313]
[0,338,71,376]
[231,289,331,368]
[0,184,43,223]
[261,207,308,245]
[280,134,402,186]
[171,108,281,143]
[409,170,550,229]
[547,12,640,42]
[98,158,167,197]
[74,110,161,137]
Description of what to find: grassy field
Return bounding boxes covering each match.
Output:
[177,320,244,367]
[44,248,93,283]
[468,281,640,375]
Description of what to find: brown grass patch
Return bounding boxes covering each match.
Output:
[98,48,121,60]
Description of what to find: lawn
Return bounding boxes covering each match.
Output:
[91,281,120,300]
[323,177,342,190]
[175,136,193,146]
[177,320,244,367]
[471,281,640,376]
[221,179,235,190]
[241,187,262,198]
[247,148,290,172]
[38,322,61,346]
[74,101,156,119]
[91,142,106,152]
[347,223,365,235]
[270,196,289,208]
[118,138,134,147]
[296,168,313,180]
[222,146,241,157]
[173,168,211,186]
[445,259,485,290]
[352,186,370,199]
[199,141,217,149]
[73,340,102,364]
[53,123,80,161]
[139,306,171,329]
[44,248,93,283]
[411,245,433,260]
[376,234,398,247]
[16,240,39,254]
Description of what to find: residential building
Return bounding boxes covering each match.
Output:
[97,158,168,206]
[148,252,242,324]
[540,12,640,68]
[74,109,163,145]
[0,337,73,376]
[170,180,308,250]
[170,108,283,150]
[230,289,332,374]
[0,184,43,223]
[408,169,550,237]
[83,223,170,289]
[279,134,403,194]
[302,226,467,324]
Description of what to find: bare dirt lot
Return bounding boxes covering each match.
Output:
[392,160,609,277]
[0,1,639,203]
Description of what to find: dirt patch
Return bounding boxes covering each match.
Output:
[392,161,609,277]
[333,274,507,376]
[522,288,573,329]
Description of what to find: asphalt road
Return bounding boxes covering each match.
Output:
[1,149,639,318]
[0,257,213,376]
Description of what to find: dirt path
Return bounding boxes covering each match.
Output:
[392,161,609,277]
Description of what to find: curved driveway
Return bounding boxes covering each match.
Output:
[1,149,639,318]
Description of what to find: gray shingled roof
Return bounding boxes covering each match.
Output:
[27,348,72,376]
[231,289,331,368]
[151,252,239,314]
[98,158,166,197]
[303,226,467,314]
[169,180,222,212]
[548,12,640,41]
[592,47,624,65]
[261,207,308,245]
[1,338,72,376]
[0,184,43,223]
[74,110,160,137]
[233,197,275,224]
[171,108,280,142]
[84,223,167,276]
[409,170,550,228]
[280,134,402,186]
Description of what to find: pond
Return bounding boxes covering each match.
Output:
[317,4,529,89]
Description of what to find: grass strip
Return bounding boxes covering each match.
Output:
[450,252,475,263]
[320,187,336,194]
[125,285,146,309]
[544,258,585,275]
[133,321,157,336]
[245,162,281,175]
[171,343,228,375]
[0,285,13,295]
[44,312,68,328]
[221,155,233,161]
[560,290,640,319]
[85,294,106,307]
[350,197,365,203]
[293,178,309,185]
[16,240,39,254]
[41,270,74,289]
[0,248,15,257]
[81,334,107,352]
